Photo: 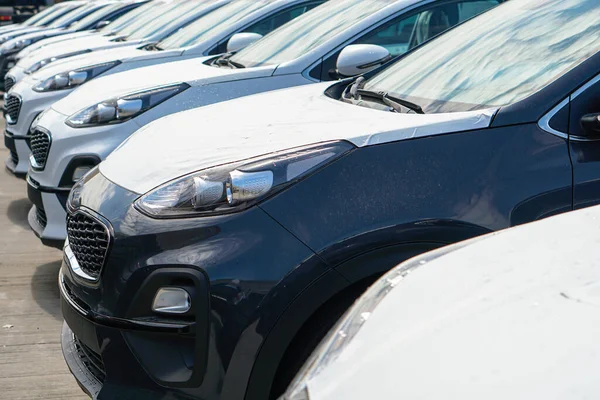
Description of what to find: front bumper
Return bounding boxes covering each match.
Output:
[4,78,73,176]
[4,129,28,177]
[26,174,69,248]
[0,53,18,86]
[59,170,322,399]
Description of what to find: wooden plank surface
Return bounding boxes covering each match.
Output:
[0,114,87,399]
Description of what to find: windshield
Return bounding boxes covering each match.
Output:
[49,4,104,29]
[231,0,396,68]
[159,0,272,50]
[23,5,62,26]
[126,1,213,41]
[116,2,181,38]
[99,2,159,34]
[364,0,600,113]
[34,5,80,27]
[70,3,126,31]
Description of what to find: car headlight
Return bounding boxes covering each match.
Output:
[25,50,92,74]
[66,83,189,128]
[33,61,121,93]
[135,141,355,219]
[11,38,32,51]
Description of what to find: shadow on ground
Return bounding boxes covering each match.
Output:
[7,198,31,228]
[31,260,63,321]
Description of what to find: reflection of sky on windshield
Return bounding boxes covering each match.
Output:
[160,0,273,50]
[70,3,125,31]
[231,0,397,67]
[117,2,181,38]
[128,1,219,41]
[101,2,157,34]
[366,0,600,113]
[49,4,101,28]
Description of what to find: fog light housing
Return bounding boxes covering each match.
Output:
[72,166,91,182]
[152,287,191,314]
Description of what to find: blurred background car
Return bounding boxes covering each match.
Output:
[0,0,148,80]
[282,204,600,400]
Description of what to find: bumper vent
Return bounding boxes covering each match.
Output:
[5,94,21,124]
[9,150,18,166]
[4,75,15,92]
[67,212,110,280]
[73,335,106,383]
[29,128,50,169]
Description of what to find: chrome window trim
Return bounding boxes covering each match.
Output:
[538,98,569,140]
[539,72,600,142]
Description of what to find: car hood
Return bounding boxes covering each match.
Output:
[52,57,275,116]
[17,31,96,60]
[0,26,42,40]
[2,27,67,49]
[100,83,496,194]
[27,45,156,81]
[16,34,125,67]
[299,204,600,399]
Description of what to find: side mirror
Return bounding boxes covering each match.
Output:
[580,113,600,138]
[227,32,263,53]
[95,20,111,30]
[336,44,392,78]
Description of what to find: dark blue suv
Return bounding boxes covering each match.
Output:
[59,0,600,399]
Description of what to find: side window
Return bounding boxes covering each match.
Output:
[316,0,500,81]
[243,2,325,37]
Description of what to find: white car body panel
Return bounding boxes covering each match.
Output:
[100,83,496,194]
[293,204,600,400]
[17,31,97,59]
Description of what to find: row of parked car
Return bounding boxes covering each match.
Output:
[2,0,600,398]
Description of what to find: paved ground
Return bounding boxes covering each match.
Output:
[0,116,87,398]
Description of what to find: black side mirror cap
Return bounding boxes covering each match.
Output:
[580,113,600,138]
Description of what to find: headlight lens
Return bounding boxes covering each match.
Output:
[66,83,189,128]
[33,61,121,93]
[11,38,32,51]
[25,50,92,74]
[135,141,355,218]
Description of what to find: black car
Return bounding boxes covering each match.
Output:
[59,0,600,399]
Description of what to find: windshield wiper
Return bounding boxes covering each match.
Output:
[214,52,245,69]
[144,43,163,51]
[357,89,425,114]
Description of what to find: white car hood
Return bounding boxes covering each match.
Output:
[17,31,96,60]
[52,57,275,116]
[100,83,496,194]
[302,205,600,400]
[17,34,124,68]
[27,45,155,82]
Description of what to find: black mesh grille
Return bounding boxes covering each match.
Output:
[9,150,18,166]
[67,212,109,280]
[29,129,50,168]
[4,75,15,92]
[73,335,106,383]
[36,206,47,228]
[4,94,21,124]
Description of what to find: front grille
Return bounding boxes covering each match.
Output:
[35,206,47,228]
[73,335,106,383]
[4,75,15,92]
[4,94,21,124]
[9,150,18,165]
[29,128,50,169]
[67,212,110,280]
